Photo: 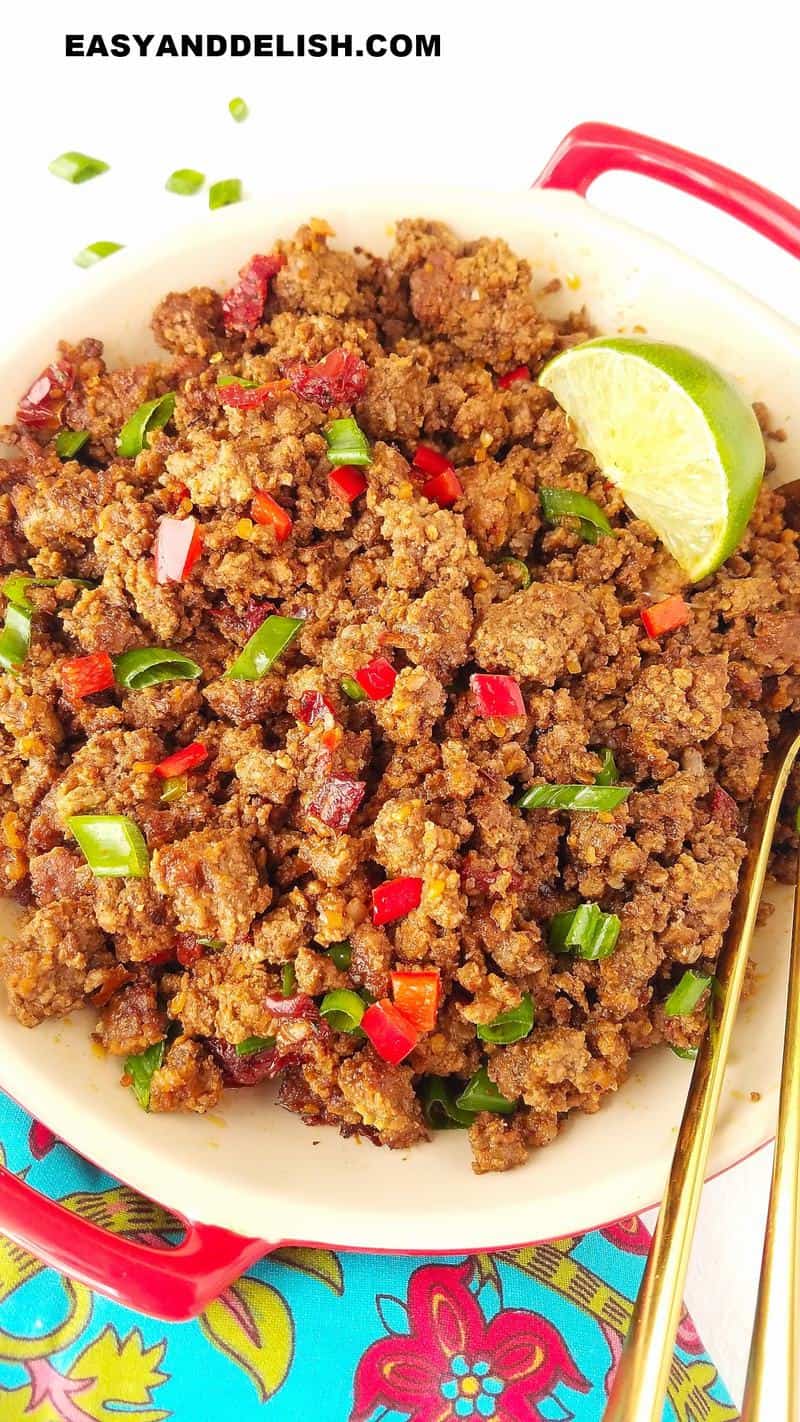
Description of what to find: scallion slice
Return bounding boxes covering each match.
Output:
[549,902,621,960]
[497,555,532,589]
[539,487,613,544]
[340,675,367,703]
[226,614,304,681]
[166,168,205,196]
[420,1076,476,1130]
[456,1066,516,1116]
[328,941,352,971]
[74,241,123,269]
[281,962,296,998]
[55,429,91,459]
[113,646,201,690]
[320,989,366,1033]
[664,970,713,1018]
[125,1039,165,1110]
[160,774,188,804]
[477,993,535,1045]
[209,178,242,210]
[229,97,249,122]
[324,418,371,468]
[595,748,619,786]
[117,393,176,458]
[236,1035,276,1057]
[49,151,109,184]
[0,604,32,672]
[516,783,631,812]
[68,814,150,878]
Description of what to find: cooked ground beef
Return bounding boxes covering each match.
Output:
[1,218,798,1174]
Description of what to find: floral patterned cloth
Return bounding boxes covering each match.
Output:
[0,1093,737,1421]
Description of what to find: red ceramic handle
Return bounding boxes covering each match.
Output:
[535,122,800,259]
[0,1162,266,1320]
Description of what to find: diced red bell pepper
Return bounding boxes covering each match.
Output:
[329,465,368,504]
[412,444,452,477]
[251,489,293,541]
[390,969,441,1033]
[297,690,336,727]
[17,361,74,429]
[61,651,115,700]
[470,673,526,719]
[498,365,530,388]
[355,656,396,701]
[640,595,690,639]
[309,774,366,831]
[361,999,420,1064]
[371,875,423,926]
[155,516,202,583]
[285,349,368,410]
[154,742,208,779]
[422,470,463,508]
[219,380,288,410]
[221,252,286,333]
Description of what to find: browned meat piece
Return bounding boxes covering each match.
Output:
[469,1112,529,1174]
[472,582,595,683]
[28,847,93,905]
[94,979,166,1055]
[0,900,109,1026]
[151,287,224,357]
[337,1049,428,1148]
[151,828,268,943]
[148,1037,223,1114]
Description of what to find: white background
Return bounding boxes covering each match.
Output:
[2,0,799,1407]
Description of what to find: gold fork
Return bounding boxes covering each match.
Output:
[603,723,800,1422]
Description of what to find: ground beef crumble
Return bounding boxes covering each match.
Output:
[1,218,797,1171]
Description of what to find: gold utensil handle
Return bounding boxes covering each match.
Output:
[741,838,800,1421]
[604,728,800,1422]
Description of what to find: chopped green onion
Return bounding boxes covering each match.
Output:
[549,902,621,960]
[340,675,366,703]
[209,178,242,210]
[113,646,201,691]
[539,487,613,544]
[456,1066,516,1116]
[117,393,176,458]
[74,241,123,269]
[497,555,532,589]
[517,783,631,812]
[160,774,188,804]
[229,97,249,122]
[68,815,149,878]
[0,604,32,672]
[226,614,304,681]
[319,989,366,1033]
[236,1035,276,1057]
[328,941,352,971]
[671,1044,699,1060]
[55,429,91,459]
[3,573,93,613]
[166,168,205,196]
[216,374,259,389]
[664,970,713,1018]
[595,748,619,786]
[49,151,109,184]
[324,418,371,468]
[281,962,296,998]
[125,1039,164,1110]
[420,1076,477,1130]
[477,993,535,1045]
[198,937,225,950]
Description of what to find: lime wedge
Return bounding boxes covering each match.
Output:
[539,337,765,581]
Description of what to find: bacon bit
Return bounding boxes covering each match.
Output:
[154,741,208,779]
[155,516,202,583]
[422,469,463,508]
[297,690,335,727]
[640,595,690,639]
[219,379,289,410]
[221,252,286,333]
[263,992,317,1020]
[390,969,441,1032]
[498,365,530,388]
[412,444,452,477]
[710,785,740,831]
[309,774,366,831]
[175,934,206,968]
[16,360,74,429]
[355,656,396,701]
[61,651,115,700]
[470,673,525,719]
[329,465,368,504]
[372,876,423,926]
[251,489,293,540]
[91,964,134,1008]
[285,349,368,410]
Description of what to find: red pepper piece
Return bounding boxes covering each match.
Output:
[219,379,289,410]
[285,349,368,410]
[309,774,366,831]
[154,741,208,779]
[412,444,452,477]
[155,516,202,583]
[329,465,368,504]
[16,360,74,429]
[263,992,317,1020]
[297,690,335,727]
[61,651,115,700]
[498,365,531,388]
[390,969,441,1033]
[422,469,463,508]
[175,934,206,968]
[251,489,293,540]
[361,999,419,1064]
[206,1036,300,1087]
[211,597,276,641]
[91,963,134,1007]
[144,949,175,968]
[470,673,526,719]
[371,875,423,926]
[355,656,396,701]
[221,252,286,333]
[640,595,690,639]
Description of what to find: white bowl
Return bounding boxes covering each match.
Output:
[0,185,797,1254]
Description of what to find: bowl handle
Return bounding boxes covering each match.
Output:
[0,1162,266,1320]
[534,121,800,258]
